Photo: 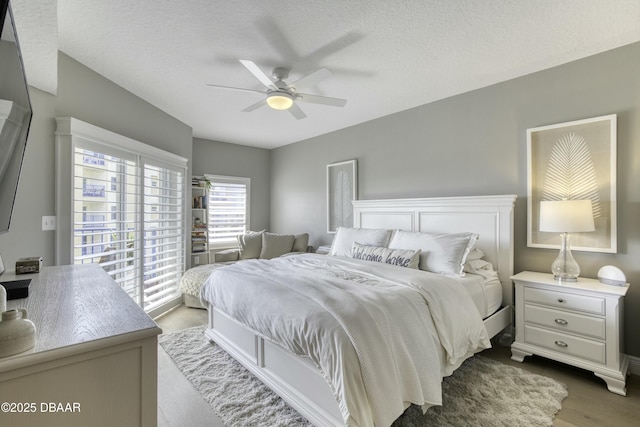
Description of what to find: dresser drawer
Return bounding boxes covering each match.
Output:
[524,325,606,364]
[524,304,606,339]
[524,286,605,315]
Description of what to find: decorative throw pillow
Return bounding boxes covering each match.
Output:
[388,230,478,276]
[329,227,392,258]
[291,233,310,252]
[350,243,421,269]
[260,232,295,259]
[350,243,390,263]
[237,230,263,260]
[384,247,421,269]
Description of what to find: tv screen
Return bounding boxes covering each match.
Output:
[0,0,32,234]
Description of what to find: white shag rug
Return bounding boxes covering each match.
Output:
[159,325,568,427]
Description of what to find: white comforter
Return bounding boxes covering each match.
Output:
[200,253,491,427]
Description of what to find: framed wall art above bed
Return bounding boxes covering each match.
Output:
[327,159,357,233]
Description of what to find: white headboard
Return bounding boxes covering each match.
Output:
[352,195,517,305]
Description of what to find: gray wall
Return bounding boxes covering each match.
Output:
[0,53,193,269]
[271,42,640,356]
[192,138,270,233]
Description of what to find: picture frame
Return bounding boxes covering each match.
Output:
[327,160,357,233]
[527,114,617,253]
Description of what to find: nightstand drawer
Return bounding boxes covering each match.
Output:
[524,325,606,364]
[524,304,606,339]
[524,287,605,315]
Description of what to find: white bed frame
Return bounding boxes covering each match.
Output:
[204,195,517,427]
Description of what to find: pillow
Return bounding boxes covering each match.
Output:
[291,233,310,252]
[388,230,478,276]
[260,232,295,259]
[329,227,392,258]
[350,242,420,269]
[385,247,421,269]
[237,230,263,259]
[464,259,495,275]
[350,243,390,263]
[466,247,485,261]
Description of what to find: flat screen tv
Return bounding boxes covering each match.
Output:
[0,0,32,236]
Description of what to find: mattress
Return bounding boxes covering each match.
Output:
[182,256,504,318]
[459,272,503,319]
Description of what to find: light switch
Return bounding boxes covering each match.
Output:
[42,216,56,231]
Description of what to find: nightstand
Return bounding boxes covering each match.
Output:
[510,271,629,396]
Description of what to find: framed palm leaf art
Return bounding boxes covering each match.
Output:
[327,160,357,233]
[527,114,617,253]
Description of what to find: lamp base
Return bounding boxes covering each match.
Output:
[553,275,578,282]
[550,232,581,282]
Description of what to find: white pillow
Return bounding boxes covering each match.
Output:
[464,259,495,275]
[466,247,485,261]
[350,243,420,269]
[329,227,392,258]
[388,230,478,276]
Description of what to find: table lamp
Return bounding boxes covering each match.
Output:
[539,199,595,281]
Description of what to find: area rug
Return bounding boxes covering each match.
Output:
[159,325,567,427]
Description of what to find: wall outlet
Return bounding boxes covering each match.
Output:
[42,216,56,231]
[193,256,200,265]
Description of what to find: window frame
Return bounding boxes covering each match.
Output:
[55,117,188,317]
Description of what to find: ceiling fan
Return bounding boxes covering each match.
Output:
[207,60,347,120]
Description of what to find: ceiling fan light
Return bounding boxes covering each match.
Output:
[266,92,294,110]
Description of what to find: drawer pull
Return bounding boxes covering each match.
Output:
[554,340,568,348]
[554,318,568,326]
[557,298,565,303]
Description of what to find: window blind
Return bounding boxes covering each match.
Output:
[71,146,185,312]
[142,163,185,312]
[73,147,142,302]
[206,175,250,247]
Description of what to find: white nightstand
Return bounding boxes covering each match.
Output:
[510,271,629,396]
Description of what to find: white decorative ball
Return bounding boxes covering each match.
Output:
[597,265,626,286]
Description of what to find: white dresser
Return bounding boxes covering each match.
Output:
[511,271,629,395]
[0,264,162,426]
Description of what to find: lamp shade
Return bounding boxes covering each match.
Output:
[539,200,595,233]
[266,92,294,110]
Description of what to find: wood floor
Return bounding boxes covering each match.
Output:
[155,305,640,427]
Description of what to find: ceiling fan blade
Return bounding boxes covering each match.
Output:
[288,103,307,120]
[241,99,266,112]
[239,60,274,88]
[206,84,266,95]
[290,68,332,91]
[296,93,347,107]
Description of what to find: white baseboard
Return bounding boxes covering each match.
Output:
[629,354,640,376]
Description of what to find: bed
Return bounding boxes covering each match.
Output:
[200,195,516,427]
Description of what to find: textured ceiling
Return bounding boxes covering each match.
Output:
[10,0,57,95]
[13,0,640,148]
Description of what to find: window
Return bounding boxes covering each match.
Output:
[56,118,187,316]
[141,165,184,311]
[206,175,250,248]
